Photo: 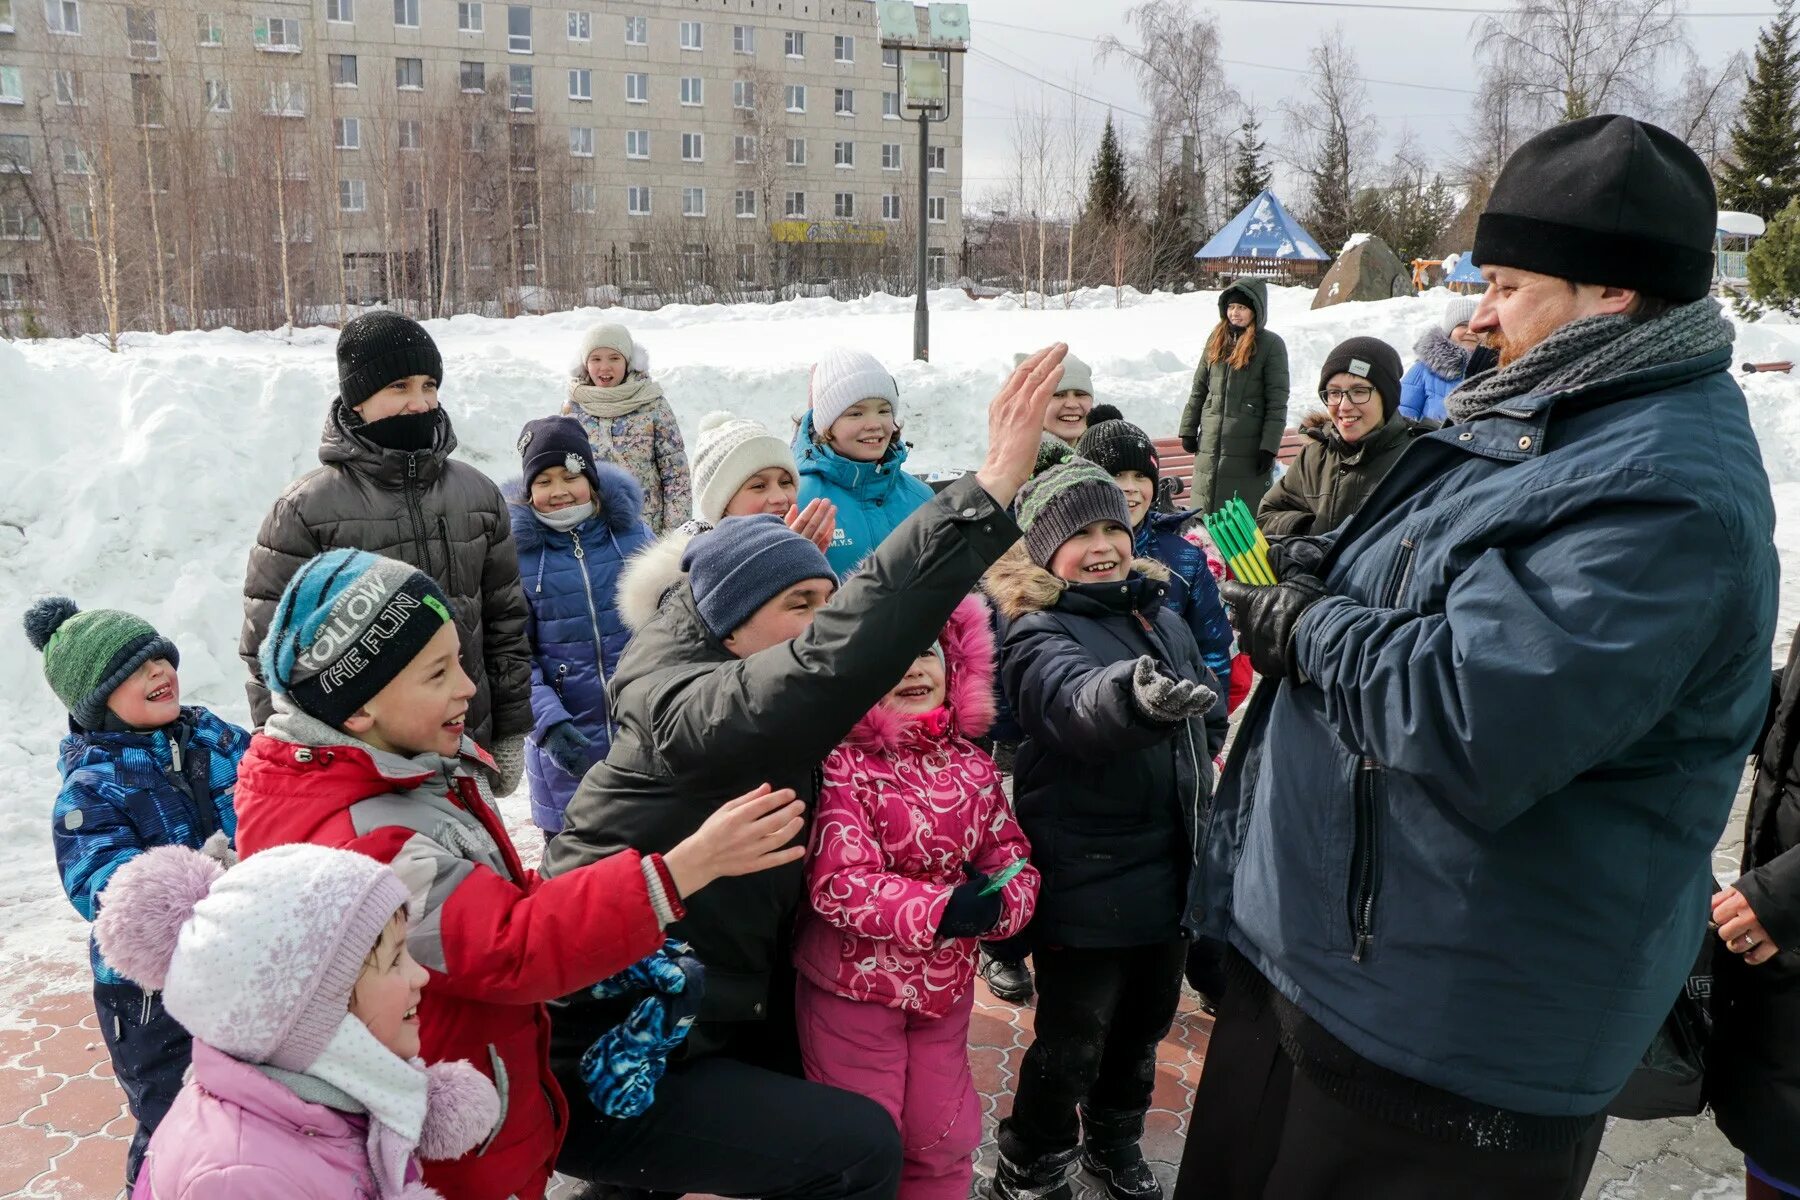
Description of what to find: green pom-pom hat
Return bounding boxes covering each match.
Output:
[22,596,179,729]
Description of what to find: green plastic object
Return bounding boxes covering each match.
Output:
[980,858,1029,895]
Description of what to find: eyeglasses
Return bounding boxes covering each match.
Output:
[1320,385,1377,407]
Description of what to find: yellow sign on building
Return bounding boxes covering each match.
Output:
[770,220,889,245]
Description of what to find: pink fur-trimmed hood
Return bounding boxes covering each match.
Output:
[841,594,996,754]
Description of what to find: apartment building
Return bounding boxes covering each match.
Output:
[0,0,965,330]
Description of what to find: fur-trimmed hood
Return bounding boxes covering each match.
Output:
[982,544,1170,622]
[616,523,701,633]
[503,460,648,554]
[840,594,996,754]
[1412,324,1472,382]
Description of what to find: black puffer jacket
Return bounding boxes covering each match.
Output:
[985,548,1224,949]
[1710,640,1800,1184]
[239,402,533,748]
[543,475,1020,1051]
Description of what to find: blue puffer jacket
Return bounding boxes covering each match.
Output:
[1194,344,1780,1118]
[794,411,935,578]
[1135,510,1233,701]
[1397,326,1471,424]
[507,464,656,832]
[53,706,248,985]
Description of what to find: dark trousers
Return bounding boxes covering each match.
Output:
[94,981,191,1187]
[1173,955,1605,1200]
[998,940,1188,1163]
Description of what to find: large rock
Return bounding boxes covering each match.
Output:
[1311,234,1416,309]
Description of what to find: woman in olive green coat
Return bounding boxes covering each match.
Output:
[1256,336,1430,538]
[1179,278,1291,511]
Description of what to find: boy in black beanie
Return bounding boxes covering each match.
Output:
[239,310,535,794]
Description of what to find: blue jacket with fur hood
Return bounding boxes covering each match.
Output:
[506,462,655,831]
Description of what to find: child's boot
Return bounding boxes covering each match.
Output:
[990,1144,1080,1200]
[1079,1106,1161,1200]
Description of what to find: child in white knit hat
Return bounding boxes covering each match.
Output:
[688,410,836,552]
[564,323,692,535]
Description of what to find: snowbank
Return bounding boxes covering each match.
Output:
[3,286,1800,995]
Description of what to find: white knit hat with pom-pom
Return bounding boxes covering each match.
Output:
[809,347,899,433]
[690,410,798,523]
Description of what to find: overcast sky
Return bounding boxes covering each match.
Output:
[956,0,1780,216]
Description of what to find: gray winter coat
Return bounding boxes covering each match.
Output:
[1179,278,1292,512]
[239,403,534,748]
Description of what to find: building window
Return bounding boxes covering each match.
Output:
[397,118,421,150]
[401,180,424,210]
[735,188,756,218]
[927,195,945,222]
[567,126,593,157]
[204,78,231,111]
[733,24,754,54]
[928,247,946,281]
[733,134,755,164]
[834,88,855,116]
[566,10,588,40]
[507,5,531,52]
[330,54,358,87]
[339,179,366,211]
[624,14,645,45]
[882,193,901,220]
[784,84,805,113]
[883,91,899,119]
[834,141,854,168]
[682,186,705,217]
[785,138,805,166]
[927,145,946,172]
[131,73,164,125]
[0,66,20,104]
[459,2,482,31]
[680,20,701,50]
[67,202,93,240]
[737,243,757,282]
[124,5,155,56]
[680,76,702,106]
[53,70,81,105]
[569,67,591,100]
[681,132,703,162]
[834,34,853,62]
[784,29,804,57]
[460,61,485,91]
[393,0,418,28]
[882,46,899,68]
[326,0,352,21]
[625,73,647,103]
[60,140,90,173]
[395,57,424,90]
[510,122,535,169]
[0,133,30,171]
[784,190,805,217]
[627,185,650,216]
[1,204,43,238]
[733,80,754,110]
[255,16,300,50]
[466,122,487,152]
[933,50,950,69]
[197,10,223,45]
[626,129,648,158]
[508,64,533,110]
[834,192,854,218]
[881,143,900,170]
[334,115,361,149]
[44,0,79,34]
[627,242,649,282]
[571,181,596,213]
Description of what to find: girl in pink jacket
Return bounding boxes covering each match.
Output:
[794,594,1040,1200]
[94,841,500,1200]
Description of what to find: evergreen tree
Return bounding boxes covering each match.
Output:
[1719,0,1800,217]
[1086,115,1133,226]
[1230,113,1274,211]
[1746,197,1800,316]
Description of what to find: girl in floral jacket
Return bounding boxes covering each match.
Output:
[794,594,1039,1200]
[563,324,691,535]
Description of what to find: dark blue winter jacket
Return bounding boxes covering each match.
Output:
[793,412,935,578]
[507,464,656,832]
[1135,509,1233,701]
[54,706,248,985]
[1194,345,1780,1118]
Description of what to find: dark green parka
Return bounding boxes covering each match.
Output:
[1178,278,1291,512]
[1255,411,1431,538]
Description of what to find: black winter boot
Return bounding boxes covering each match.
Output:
[1079,1106,1162,1200]
[980,948,1035,1004]
[990,1145,1080,1200]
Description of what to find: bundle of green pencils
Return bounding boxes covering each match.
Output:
[1202,498,1276,585]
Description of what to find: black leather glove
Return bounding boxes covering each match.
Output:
[1257,449,1278,474]
[1219,575,1329,682]
[1180,434,1198,454]
[1266,535,1330,581]
[938,868,1003,938]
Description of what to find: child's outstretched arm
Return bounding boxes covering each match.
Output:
[654,401,693,534]
[806,764,952,953]
[1001,623,1184,763]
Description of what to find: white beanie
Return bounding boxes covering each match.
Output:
[574,323,650,380]
[809,347,899,433]
[691,410,798,523]
[1013,350,1094,396]
[1441,297,1479,335]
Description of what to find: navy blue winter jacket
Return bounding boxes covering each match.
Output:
[1135,509,1233,700]
[53,706,247,985]
[507,464,656,832]
[1195,344,1780,1117]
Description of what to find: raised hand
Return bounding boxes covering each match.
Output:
[662,784,806,898]
[785,497,837,556]
[975,344,1069,508]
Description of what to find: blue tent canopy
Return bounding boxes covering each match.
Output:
[1444,252,1484,284]
[1194,190,1329,262]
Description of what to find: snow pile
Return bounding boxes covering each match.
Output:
[3,286,1800,992]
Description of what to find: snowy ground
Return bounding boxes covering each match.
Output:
[2,285,1800,1164]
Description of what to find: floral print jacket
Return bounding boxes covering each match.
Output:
[563,395,692,535]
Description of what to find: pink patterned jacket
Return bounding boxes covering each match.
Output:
[793,595,1040,1018]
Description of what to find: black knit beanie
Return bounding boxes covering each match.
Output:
[1318,337,1403,419]
[1076,419,1159,486]
[337,311,445,412]
[1473,115,1716,302]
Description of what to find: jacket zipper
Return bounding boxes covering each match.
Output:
[164,731,220,840]
[552,662,569,700]
[1350,757,1381,962]
[404,454,431,570]
[478,1045,509,1155]
[438,515,454,588]
[1183,721,1204,857]
[569,531,614,738]
[1383,537,1417,608]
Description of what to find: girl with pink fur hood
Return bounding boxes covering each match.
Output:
[794,594,1040,1200]
[94,841,500,1200]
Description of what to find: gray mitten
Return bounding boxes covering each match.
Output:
[490,733,527,796]
[1129,656,1218,723]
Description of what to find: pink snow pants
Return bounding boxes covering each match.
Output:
[797,979,980,1200]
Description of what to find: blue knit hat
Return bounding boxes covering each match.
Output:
[680,515,835,642]
[517,415,602,496]
[262,549,456,728]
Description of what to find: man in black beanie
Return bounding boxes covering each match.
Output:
[1178,115,1779,1199]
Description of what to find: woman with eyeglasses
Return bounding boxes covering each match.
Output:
[1255,337,1431,539]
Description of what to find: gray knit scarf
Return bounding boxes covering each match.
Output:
[1444,298,1734,425]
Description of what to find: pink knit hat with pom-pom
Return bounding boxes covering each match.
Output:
[95,842,410,1072]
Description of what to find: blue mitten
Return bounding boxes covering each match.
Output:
[542,721,594,776]
[579,940,706,1119]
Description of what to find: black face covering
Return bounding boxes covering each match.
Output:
[357,408,442,453]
